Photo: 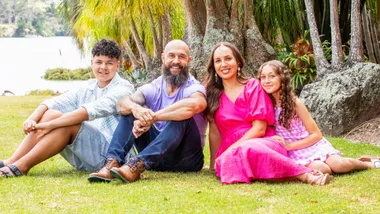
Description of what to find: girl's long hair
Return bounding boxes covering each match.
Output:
[203,42,248,120]
[258,60,296,129]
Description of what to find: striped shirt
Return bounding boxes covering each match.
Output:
[42,73,134,143]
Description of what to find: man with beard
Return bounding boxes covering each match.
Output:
[88,40,207,183]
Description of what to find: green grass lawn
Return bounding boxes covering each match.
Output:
[1,96,380,213]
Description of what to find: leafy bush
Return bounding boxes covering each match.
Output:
[25,89,61,96]
[276,30,316,95]
[44,67,94,80]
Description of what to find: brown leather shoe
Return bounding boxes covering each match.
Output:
[88,158,120,183]
[110,159,145,183]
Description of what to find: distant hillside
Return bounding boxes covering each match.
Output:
[0,0,67,37]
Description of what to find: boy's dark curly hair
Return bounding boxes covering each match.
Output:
[91,39,121,60]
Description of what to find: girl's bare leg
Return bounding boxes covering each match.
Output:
[325,155,373,174]
[307,160,333,174]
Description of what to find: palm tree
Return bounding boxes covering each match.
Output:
[60,0,311,80]
[59,0,184,78]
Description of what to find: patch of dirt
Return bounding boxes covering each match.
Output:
[343,116,380,146]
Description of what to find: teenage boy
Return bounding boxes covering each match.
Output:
[0,39,135,177]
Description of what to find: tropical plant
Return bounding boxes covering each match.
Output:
[58,0,184,79]
[276,30,316,94]
[124,69,148,86]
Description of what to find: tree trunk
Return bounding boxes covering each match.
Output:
[320,0,331,42]
[124,42,141,69]
[304,0,330,76]
[157,16,163,50]
[130,18,152,71]
[368,10,380,63]
[203,0,230,54]
[330,0,343,69]
[162,7,173,48]
[362,4,377,63]
[183,0,207,39]
[243,0,275,76]
[228,0,244,52]
[183,0,207,79]
[182,0,275,80]
[147,6,161,60]
[339,0,351,44]
[347,0,364,65]
[377,0,380,41]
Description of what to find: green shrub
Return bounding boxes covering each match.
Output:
[124,69,147,85]
[44,67,93,80]
[25,89,61,96]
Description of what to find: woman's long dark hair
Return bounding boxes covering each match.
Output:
[258,60,296,129]
[204,42,249,121]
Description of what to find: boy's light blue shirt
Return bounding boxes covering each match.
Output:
[42,73,134,143]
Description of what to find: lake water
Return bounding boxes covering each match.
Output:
[0,37,91,95]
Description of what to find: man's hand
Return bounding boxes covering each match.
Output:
[34,121,54,139]
[132,120,152,138]
[132,107,155,126]
[23,118,37,134]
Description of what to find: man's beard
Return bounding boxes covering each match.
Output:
[163,63,189,87]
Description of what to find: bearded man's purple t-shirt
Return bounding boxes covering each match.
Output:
[138,75,207,147]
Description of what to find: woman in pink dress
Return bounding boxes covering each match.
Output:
[204,42,332,185]
[258,60,380,173]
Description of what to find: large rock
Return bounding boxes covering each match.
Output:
[300,63,380,136]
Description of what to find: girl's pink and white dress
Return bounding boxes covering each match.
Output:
[274,107,341,166]
[214,79,311,184]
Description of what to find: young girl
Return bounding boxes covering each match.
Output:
[258,60,380,174]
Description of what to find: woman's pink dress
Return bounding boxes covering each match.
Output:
[215,79,311,184]
[274,107,341,166]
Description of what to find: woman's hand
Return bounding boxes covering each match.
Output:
[271,135,291,150]
[271,135,285,144]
